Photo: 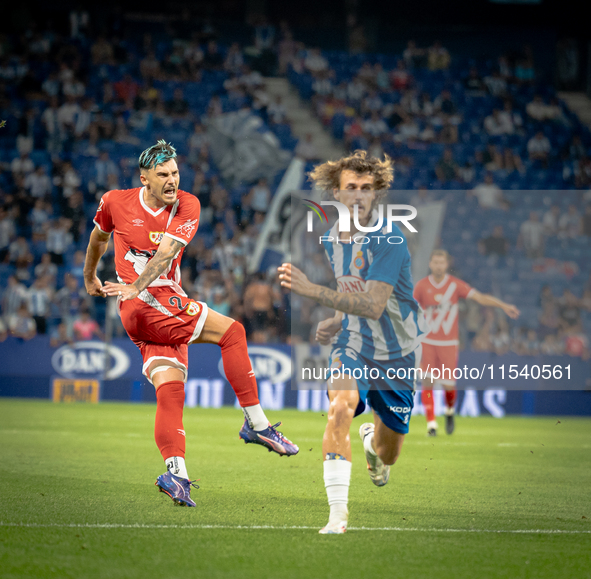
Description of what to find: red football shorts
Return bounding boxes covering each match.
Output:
[420,343,459,386]
[118,286,208,383]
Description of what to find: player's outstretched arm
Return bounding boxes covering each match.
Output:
[278,263,392,320]
[469,290,520,319]
[83,226,111,297]
[102,236,184,301]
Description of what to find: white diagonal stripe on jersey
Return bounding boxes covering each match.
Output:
[332,243,344,278]
[427,281,457,334]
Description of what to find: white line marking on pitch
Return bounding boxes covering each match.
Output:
[0,522,589,534]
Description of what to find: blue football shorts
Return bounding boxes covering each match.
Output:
[327,344,422,434]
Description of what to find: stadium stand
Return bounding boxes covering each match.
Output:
[0,18,589,358]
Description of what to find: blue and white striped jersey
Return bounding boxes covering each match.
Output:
[322,215,427,360]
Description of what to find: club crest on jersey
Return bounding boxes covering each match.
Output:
[330,357,342,370]
[149,231,164,244]
[353,251,365,270]
[176,218,198,239]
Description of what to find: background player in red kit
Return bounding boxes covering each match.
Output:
[83,140,298,507]
[413,250,520,436]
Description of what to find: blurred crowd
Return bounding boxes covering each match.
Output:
[0,10,590,360]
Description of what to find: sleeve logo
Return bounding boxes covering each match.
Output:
[97,198,104,212]
[175,218,198,239]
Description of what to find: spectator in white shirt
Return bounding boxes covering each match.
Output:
[94,151,118,190]
[347,76,366,102]
[484,70,507,97]
[267,96,287,124]
[543,205,561,236]
[304,48,328,74]
[527,131,551,162]
[7,304,36,340]
[312,72,333,96]
[250,179,271,214]
[46,218,74,265]
[361,91,383,115]
[394,114,419,142]
[224,42,244,74]
[74,98,94,137]
[484,109,507,136]
[526,95,549,121]
[363,112,388,138]
[472,173,503,209]
[295,134,319,161]
[27,276,53,334]
[558,204,582,238]
[11,152,34,176]
[25,166,52,199]
[8,237,31,264]
[57,95,81,136]
[0,207,16,261]
[29,200,51,234]
[498,101,523,134]
[519,211,545,258]
[2,276,28,316]
[34,253,58,283]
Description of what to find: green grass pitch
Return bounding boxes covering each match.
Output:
[0,399,590,579]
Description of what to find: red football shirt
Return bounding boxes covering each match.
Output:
[413,274,474,346]
[93,187,200,288]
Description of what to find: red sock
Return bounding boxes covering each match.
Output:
[445,388,457,409]
[422,388,435,422]
[219,321,259,407]
[155,380,186,460]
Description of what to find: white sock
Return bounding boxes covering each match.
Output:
[427,420,438,430]
[363,431,377,457]
[165,456,189,480]
[323,459,352,523]
[242,404,269,431]
[444,406,455,416]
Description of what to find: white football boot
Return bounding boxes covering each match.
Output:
[319,509,348,535]
[359,423,390,487]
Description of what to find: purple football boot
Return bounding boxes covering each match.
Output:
[155,471,199,507]
[239,420,299,456]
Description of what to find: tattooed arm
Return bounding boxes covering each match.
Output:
[277,263,393,320]
[102,236,184,301]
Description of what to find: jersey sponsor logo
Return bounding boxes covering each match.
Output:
[132,219,144,227]
[337,275,366,294]
[176,218,198,239]
[217,346,292,384]
[353,251,365,270]
[388,405,411,413]
[51,341,130,379]
[149,231,164,244]
[186,301,200,316]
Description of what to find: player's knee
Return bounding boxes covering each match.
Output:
[219,319,245,346]
[328,395,357,425]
